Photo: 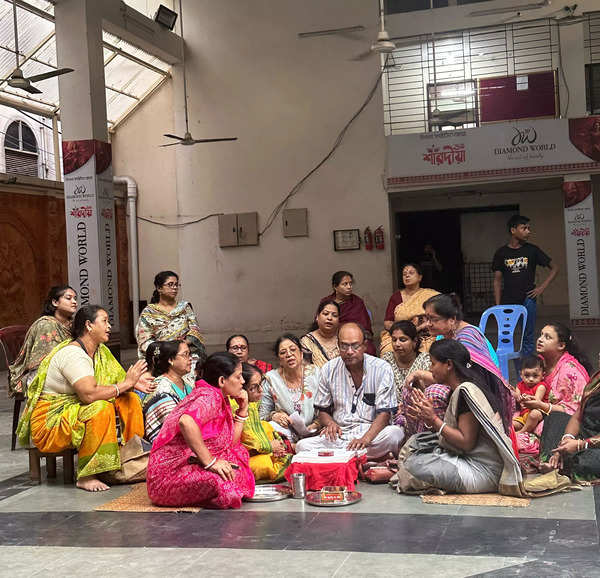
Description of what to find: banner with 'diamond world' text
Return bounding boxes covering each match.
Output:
[62,139,120,333]
[563,178,600,326]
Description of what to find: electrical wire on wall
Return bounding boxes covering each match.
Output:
[136,56,389,231]
[137,213,223,228]
[259,55,390,237]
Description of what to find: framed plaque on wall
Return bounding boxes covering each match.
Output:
[333,229,360,251]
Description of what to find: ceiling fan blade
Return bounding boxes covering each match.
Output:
[350,49,374,61]
[27,68,74,83]
[191,137,238,143]
[17,83,42,94]
[298,25,365,39]
[159,142,181,147]
[163,133,185,140]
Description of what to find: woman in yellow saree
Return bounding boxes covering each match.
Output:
[380,263,439,355]
[232,363,291,482]
[17,305,148,492]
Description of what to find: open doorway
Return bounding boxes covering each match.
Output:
[394,204,518,321]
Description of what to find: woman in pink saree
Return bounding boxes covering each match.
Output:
[147,352,255,509]
[517,323,592,462]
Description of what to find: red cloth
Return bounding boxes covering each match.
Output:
[254,359,273,373]
[384,290,403,322]
[318,293,375,355]
[285,456,365,491]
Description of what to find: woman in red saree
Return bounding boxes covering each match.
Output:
[318,270,375,355]
[147,352,255,509]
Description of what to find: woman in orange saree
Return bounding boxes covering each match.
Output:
[17,305,147,492]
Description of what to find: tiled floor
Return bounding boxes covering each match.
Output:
[2,339,600,576]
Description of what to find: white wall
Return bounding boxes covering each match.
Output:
[113,0,392,345]
[112,79,181,305]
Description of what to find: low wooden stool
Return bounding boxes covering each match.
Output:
[28,448,76,484]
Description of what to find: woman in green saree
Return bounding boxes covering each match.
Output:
[17,305,148,492]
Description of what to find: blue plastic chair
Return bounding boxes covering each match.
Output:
[479,305,528,381]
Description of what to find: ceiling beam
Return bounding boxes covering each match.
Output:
[102,41,169,76]
[97,0,182,64]
[16,0,182,64]
[0,91,56,117]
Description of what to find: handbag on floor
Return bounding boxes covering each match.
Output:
[100,435,151,484]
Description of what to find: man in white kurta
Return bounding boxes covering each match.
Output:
[296,323,404,459]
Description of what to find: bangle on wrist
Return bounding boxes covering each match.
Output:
[561,433,576,440]
[438,422,447,437]
[233,414,249,423]
[112,384,120,397]
[204,457,217,470]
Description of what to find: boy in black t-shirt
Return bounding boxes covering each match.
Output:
[492,215,559,359]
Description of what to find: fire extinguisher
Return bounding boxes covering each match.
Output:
[374,226,385,250]
[364,227,373,251]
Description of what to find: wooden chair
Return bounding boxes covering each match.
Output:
[0,325,28,450]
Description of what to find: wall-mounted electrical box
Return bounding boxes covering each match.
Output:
[283,208,308,238]
[218,212,259,247]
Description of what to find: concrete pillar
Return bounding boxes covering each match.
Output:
[557,22,587,118]
[55,0,121,344]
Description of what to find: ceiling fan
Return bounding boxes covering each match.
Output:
[298,0,413,62]
[4,0,73,94]
[161,0,237,147]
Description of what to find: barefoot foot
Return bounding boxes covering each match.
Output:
[76,476,110,492]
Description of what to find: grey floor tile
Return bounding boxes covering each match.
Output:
[241,483,595,521]
[1,546,210,577]
[192,548,350,578]
[0,481,131,512]
[336,553,531,578]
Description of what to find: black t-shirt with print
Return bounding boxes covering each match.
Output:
[491,243,551,304]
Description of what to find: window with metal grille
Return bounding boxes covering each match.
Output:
[385,0,489,13]
[4,120,38,177]
[585,64,600,113]
[585,13,600,113]
[383,19,560,135]
[427,79,478,130]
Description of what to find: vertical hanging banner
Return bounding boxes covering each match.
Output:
[63,140,120,334]
[562,177,600,326]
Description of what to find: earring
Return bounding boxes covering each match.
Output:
[87,326,92,332]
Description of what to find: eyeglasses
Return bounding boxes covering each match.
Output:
[230,345,248,351]
[176,351,191,358]
[425,315,443,323]
[163,282,181,289]
[339,342,364,352]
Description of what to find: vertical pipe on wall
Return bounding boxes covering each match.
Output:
[52,113,61,181]
[113,175,140,331]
